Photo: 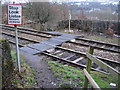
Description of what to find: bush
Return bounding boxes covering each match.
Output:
[57,20,118,34]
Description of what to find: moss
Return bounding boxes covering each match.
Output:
[1,39,14,88]
[2,39,12,61]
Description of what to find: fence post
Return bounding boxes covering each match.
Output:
[83,46,94,89]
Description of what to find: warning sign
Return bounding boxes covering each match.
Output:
[7,4,22,25]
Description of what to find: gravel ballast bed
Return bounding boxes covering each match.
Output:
[61,43,119,62]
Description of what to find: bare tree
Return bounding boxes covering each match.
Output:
[2,4,8,24]
[27,2,54,30]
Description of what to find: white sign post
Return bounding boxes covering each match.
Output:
[8,4,22,72]
[68,10,73,32]
[68,10,71,32]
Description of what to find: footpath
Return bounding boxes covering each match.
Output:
[20,32,82,88]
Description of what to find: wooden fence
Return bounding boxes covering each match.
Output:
[86,53,120,77]
[83,46,120,89]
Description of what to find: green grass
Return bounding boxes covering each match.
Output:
[11,51,36,88]
[47,60,118,88]
[85,35,119,44]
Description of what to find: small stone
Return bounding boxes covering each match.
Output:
[64,64,68,66]
[48,67,51,70]
[41,79,45,82]
[70,39,76,42]
[51,82,56,86]
[110,83,116,88]
[60,82,73,88]
[38,70,42,73]
[20,67,26,73]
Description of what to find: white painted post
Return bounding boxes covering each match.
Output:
[15,25,21,72]
[69,10,71,32]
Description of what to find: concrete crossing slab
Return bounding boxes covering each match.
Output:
[48,32,83,38]
[28,43,53,51]
[20,46,40,54]
[41,39,63,46]
[51,37,69,42]
[56,35,77,40]
[20,32,84,55]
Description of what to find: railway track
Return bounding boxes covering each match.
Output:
[69,38,119,53]
[2,26,53,38]
[1,24,119,54]
[2,30,120,73]
[1,24,119,58]
[0,24,59,37]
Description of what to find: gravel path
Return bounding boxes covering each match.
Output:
[20,50,58,88]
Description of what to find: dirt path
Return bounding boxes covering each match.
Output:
[20,50,58,88]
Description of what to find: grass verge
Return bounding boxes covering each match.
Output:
[85,35,119,44]
[47,60,118,88]
[11,51,36,88]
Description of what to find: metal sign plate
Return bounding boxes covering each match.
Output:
[7,4,22,25]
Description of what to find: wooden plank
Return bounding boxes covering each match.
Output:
[58,53,64,56]
[83,69,101,90]
[87,53,120,77]
[72,57,84,63]
[92,43,97,46]
[54,50,63,55]
[64,54,75,60]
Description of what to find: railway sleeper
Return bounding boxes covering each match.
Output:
[45,48,111,73]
